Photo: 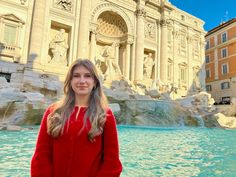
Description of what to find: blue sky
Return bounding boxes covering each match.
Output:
[169,0,236,31]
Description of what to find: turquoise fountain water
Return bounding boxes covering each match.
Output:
[0,126,236,177]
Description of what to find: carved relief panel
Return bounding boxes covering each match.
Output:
[144,21,156,40]
[192,35,200,60]
[53,0,73,12]
[178,30,187,57]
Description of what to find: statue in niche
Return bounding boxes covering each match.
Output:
[102,43,122,80]
[94,49,105,75]
[49,29,68,64]
[143,53,155,79]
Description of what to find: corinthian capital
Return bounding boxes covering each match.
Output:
[135,8,147,18]
[160,19,172,27]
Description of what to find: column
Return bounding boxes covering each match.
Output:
[200,37,206,90]
[27,0,47,67]
[134,7,146,82]
[157,21,161,82]
[187,31,193,89]
[131,42,135,81]
[172,24,179,86]
[154,52,158,81]
[125,41,131,79]
[115,43,120,65]
[77,0,90,58]
[160,19,169,84]
[89,29,96,63]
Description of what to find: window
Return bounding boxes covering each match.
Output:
[181,15,185,21]
[0,14,24,46]
[205,55,210,63]
[206,85,212,91]
[206,68,210,78]
[205,40,210,50]
[222,32,227,43]
[222,63,228,75]
[221,82,230,89]
[221,48,227,58]
[3,24,17,45]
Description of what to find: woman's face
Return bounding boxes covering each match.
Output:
[71,65,96,98]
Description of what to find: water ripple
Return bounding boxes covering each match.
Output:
[0,126,236,177]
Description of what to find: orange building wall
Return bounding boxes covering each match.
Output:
[206,63,215,82]
[205,50,214,62]
[228,26,236,39]
[210,37,215,48]
[217,34,221,45]
[205,19,236,103]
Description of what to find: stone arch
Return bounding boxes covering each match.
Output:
[96,11,128,37]
[90,3,134,81]
[90,3,134,35]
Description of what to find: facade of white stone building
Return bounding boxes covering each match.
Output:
[0,0,206,97]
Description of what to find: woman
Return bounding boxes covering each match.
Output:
[31,59,122,177]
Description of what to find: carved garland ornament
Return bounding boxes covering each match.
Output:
[55,0,73,12]
[145,22,155,39]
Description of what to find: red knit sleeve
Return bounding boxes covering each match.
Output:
[31,106,54,177]
[96,108,122,177]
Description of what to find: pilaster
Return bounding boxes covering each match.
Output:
[134,7,146,82]
[159,19,170,84]
[77,0,90,59]
[89,28,97,63]
[27,0,48,68]
[125,40,132,79]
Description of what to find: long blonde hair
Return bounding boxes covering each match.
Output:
[47,59,108,140]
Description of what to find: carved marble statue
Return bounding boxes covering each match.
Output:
[192,70,201,91]
[102,43,122,80]
[143,53,155,79]
[49,29,68,64]
[94,49,105,75]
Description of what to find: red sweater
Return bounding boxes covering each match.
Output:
[31,105,122,177]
